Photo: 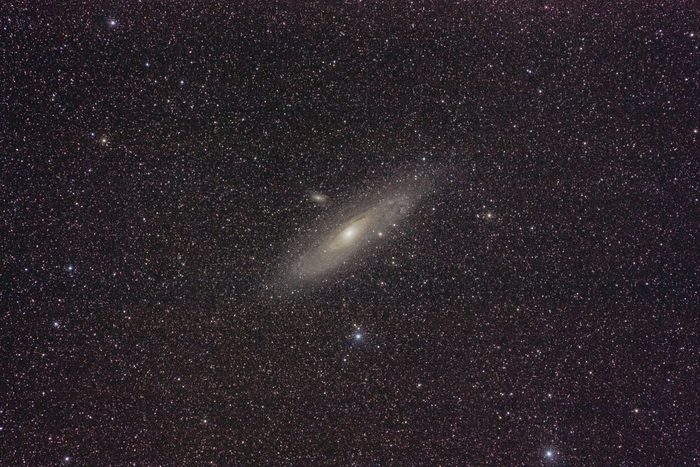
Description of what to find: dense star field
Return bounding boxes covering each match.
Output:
[2,1,698,465]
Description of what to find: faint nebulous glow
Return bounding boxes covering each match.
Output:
[310,191,329,204]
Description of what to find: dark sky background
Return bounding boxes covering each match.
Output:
[2,1,698,465]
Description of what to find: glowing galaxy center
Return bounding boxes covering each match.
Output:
[342,225,357,240]
[326,215,373,253]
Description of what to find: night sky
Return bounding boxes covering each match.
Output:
[3,1,699,465]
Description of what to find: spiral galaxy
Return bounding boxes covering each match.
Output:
[279,170,436,287]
